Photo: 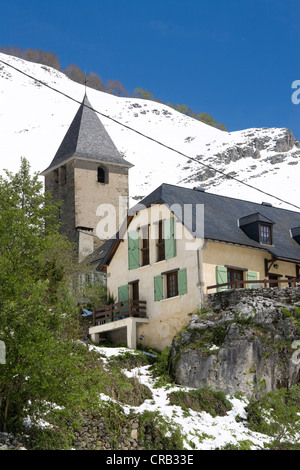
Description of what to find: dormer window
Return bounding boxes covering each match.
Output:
[259,224,272,245]
[239,212,274,246]
[291,227,300,245]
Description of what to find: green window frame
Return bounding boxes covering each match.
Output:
[216,266,228,292]
[154,275,163,301]
[247,271,258,289]
[128,229,140,270]
[118,284,129,302]
[164,218,176,260]
[178,268,187,296]
[154,268,187,301]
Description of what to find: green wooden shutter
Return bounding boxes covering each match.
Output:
[128,230,140,270]
[164,218,176,260]
[178,268,187,295]
[216,266,228,292]
[118,284,129,302]
[154,275,163,301]
[247,271,258,289]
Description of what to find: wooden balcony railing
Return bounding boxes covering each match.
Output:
[207,278,300,292]
[93,300,147,326]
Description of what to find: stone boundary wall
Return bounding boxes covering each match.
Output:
[204,287,300,312]
[73,412,142,450]
[0,432,26,450]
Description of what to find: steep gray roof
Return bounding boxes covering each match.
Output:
[42,94,133,174]
[141,183,300,262]
[96,183,300,269]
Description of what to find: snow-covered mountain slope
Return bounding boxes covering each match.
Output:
[0,52,299,210]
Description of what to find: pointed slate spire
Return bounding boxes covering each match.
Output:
[41,94,133,174]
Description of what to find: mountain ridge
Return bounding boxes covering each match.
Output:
[0,52,299,211]
[0,45,227,131]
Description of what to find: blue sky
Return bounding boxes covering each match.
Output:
[1,0,300,138]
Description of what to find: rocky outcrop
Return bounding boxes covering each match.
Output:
[191,128,300,185]
[274,129,295,152]
[170,288,300,398]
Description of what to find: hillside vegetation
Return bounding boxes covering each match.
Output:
[0,45,227,131]
[0,159,299,450]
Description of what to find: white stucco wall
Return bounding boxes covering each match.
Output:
[107,204,203,350]
[105,205,300,350]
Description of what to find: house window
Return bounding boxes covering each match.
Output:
[227,268,243,289]
[157,220,165,261]
[97,167,106,184]
[166,271,178,298]
[131,281,139,301]
[286,276,295,288]
[155,217,176,262]
[260,224,272,245]
[269,273,281,287]
[140,225,150,266]
[154,268,187,301]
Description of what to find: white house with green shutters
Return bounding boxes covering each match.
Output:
[89,183,300,350]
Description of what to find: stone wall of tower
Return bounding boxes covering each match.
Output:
[44,158,130,257]
[74,159,129,251]
[44,161,77,244]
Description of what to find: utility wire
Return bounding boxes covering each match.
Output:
[1,57,300,211]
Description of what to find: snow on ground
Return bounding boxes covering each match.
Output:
[1,52,299,211]
[91,345,271,450]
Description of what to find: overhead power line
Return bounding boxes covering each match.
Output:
[1,57,300,211]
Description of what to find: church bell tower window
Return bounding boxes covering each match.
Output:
[61,165,67,186]
[97,167,107,184]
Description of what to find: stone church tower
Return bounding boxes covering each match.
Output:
[41,94,133,260]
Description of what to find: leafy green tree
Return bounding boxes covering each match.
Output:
[175,104,189,115]
[133,88,154,100]
[197,112,216,128]
[217,122,227,132]
[0,159,103,432]
[246,384,300,449]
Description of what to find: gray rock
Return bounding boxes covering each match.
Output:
[274,129,294,152]
[269,154,286,164]
[252,149,261,159]
[171,288,300,398]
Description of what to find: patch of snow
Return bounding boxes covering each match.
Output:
[1,52,299,211]
[94,346,272,450]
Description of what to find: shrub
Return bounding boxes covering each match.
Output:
[150,347,174,387]
[246,384,300,449]
[168,386,232,417]
[138,410,185,450]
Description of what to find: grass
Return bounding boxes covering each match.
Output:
[167,386,233,418]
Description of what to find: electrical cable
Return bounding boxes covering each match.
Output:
[1,56,300,211]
